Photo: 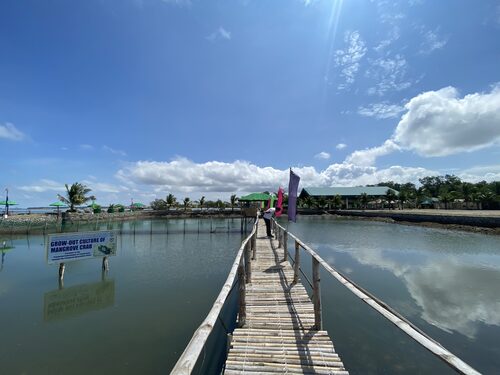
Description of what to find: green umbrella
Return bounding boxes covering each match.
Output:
[0,200,18,205]
[49,201,67,214]
[131,202,145,208]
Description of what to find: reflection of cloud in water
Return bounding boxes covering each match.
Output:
[322,244,500,338]
[405,262,500,338]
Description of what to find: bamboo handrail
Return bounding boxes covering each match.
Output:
[170,217,258,375]
[273,219,481,375]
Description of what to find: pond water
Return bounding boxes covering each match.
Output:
[1,217,499,374]
[285,216,500,374]
[0,218,245,375]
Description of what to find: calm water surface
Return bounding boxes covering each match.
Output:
[285,217,500,374]
[0,218,244,375]
[2,217,500,374]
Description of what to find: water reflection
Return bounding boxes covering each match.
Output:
[0,240,15,272]
[43,275,115,322]
[317,232,500,339]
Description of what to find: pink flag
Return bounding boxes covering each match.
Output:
[276,187,283,217]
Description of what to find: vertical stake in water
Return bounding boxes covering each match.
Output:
[58,262,65,281]
[102,256,109,271]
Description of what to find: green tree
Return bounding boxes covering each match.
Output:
[360,193,369,210]
[166,193,177,209]
[230,194,238,211]
[333,194,343,209]
[183,197,190,211]
[58,183,95,212]
[199,196,205,209]
[150,199,167,210]
[385,189,397,210]
[398,191,408,210]
[438,192,453,209]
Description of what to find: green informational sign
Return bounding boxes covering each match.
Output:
[46,231,117,264]
[43,280,115,322]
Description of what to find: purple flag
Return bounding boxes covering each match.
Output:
[287,169,300,222]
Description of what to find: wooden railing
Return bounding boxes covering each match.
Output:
[271,219,481,375]
[170,216,259,374]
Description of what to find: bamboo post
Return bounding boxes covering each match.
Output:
[102,256,109,271]
[283,230,288,261]
[244,241,252,284]
[293,240,300,284]
[26,219,32,235]
[43,218,48,235]
[58,263,65,281]
[277,226,282,248]
[252,231,257,260]
[312,257,322,330]
[237,260,246,328]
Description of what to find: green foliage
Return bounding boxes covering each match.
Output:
[58,182,95,212]
[183,197,191,211]
[150,199,168,210]
[107,204,115,213]
[230,194,238,211]
[166,193,177,209]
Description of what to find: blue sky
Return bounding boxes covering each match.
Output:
[1,0,499,207]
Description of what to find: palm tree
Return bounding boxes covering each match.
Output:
[438,192,453,209]
[385,189,397,210]
[230,194,238,212]
[398,191,408,210]
[183,197,190,211]
[58,183,95,212]
[199,196,205,209]
[360,193,369,210]
[333,194,343,209]
[166,193,176,209]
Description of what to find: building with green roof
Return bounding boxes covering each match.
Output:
[300,186,399,209]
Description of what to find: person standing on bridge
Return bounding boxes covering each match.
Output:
[263,206,276,238]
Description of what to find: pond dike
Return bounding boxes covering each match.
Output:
[331,210,500,229]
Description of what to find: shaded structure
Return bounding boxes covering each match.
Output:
[300,186,399,209]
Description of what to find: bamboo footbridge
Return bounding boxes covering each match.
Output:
[172,217,481,375]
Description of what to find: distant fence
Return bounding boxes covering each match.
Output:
[0,216,254,236]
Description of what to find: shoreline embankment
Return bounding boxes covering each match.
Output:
[300,208,500,235]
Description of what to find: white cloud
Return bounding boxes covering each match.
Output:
[358,102,405,119]
[374,26,400,53]
[367,54,412,95]
[315,151,331,160]
[419,27,448,54]
[116,156,443,195]
[457,165,500,183]
[80,144,94,151]
[334,30,367,90]
[206,27,231,42]
[161,0,191,6]
[102,145,127,156]
[19,179,63,193]
[81,180,126,194]
[336,143,347,150]
[394,85,500,156]
[0,123,25,141]
[345,140,400,166]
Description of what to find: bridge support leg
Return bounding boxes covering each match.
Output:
[312,257,322,330]
[237,260,246,327]
[244,241,252,284]
[293,240,300,285]
[283,231,288,262]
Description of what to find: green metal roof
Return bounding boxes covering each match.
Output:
[239,192,274,201]
[300,186,399,197]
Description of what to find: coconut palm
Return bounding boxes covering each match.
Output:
[398,191,408,210]
[166,193,177,209]
[199,196,205,209]
[385,189,397,210]
[58,183,95,212]
[230,194,238,211]
[183,197,190,211]
[333,194,343,209]
[360,193,369,210]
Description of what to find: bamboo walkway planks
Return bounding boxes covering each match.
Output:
[225,220,349,374]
